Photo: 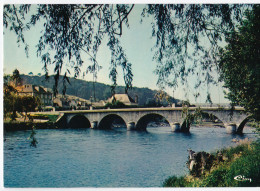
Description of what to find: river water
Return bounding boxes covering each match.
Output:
[4,125,256,187]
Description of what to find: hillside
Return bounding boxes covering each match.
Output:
[20,74,180,106]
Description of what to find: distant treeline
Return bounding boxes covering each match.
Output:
[20,74,181,106]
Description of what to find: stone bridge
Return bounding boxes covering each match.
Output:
[56,107,250,134]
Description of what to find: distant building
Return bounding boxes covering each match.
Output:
[107,94,138,106]
[53,94,91,109]
[91,100,106,108]
[16,84,53,106]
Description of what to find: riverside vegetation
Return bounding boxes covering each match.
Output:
[163,138,260,187]
[4,113,60,131]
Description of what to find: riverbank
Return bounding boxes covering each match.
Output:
[4,121,58,131]
[163,139,260,187]
[4,113,60,131]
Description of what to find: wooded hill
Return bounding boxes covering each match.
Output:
[20,74,181,106]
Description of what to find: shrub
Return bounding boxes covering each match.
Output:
[227,142,260,187]
[201,167,229,187]
[201,141,260,187]
[105,101,126,109]
[163,176,189,187]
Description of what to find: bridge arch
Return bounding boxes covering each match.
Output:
[181,112,225,132]
[68,114,91,128]
[136,113,170,131]
[98,114,127,129]
[237,117,251,134]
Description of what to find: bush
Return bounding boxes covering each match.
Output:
[163,176,189,187]
[227,142,260,186]
[201,142,260,187]
[218,143,251,161]
[201,167,229,187]
[105,101,126,109]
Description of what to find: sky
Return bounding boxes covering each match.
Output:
[2,3,231,104]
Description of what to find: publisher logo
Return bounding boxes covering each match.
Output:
[234,175,252,182]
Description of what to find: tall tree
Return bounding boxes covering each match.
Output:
[11,69,22,87]
[218,5,260,121]
[20,95,40,121]
[3,4,250,99]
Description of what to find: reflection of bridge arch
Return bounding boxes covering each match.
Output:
[98,114,127,129]
[68,114,91,128]
[136,113,170,130]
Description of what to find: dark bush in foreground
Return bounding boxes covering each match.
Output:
[163,176,189,187]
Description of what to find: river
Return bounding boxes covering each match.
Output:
[4,125,256,187]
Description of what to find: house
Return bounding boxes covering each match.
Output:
[16,84,53,106]
[107,94,138,106]
[53,94,91,109]
[91,100,106,108]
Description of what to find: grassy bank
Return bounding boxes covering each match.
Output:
[28,113,59,123]
[4,113,59,131]
[163,139,260,187]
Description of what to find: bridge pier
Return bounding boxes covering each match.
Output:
[171,122,181,132]
[226,123,237,134]
[127,122,136,131]
[91,121,98,129]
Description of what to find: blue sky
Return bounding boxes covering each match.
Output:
[3,4,229,103]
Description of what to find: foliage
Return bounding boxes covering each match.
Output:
[10,69,23,86]
[227,142,260,187]
[218,5,260,121]
[105,100,126,109]
[4,94,40,121]
[144,89,177,107]
[145,98,162,107]
[4,73,19,119]
[200,167,229,187]
[163,176,189,187]
[201,142,260,187]
[4,4,250,98]
[4,71,40,120]
[163,141,260,187]
[21,96,40,113]
[181,103,203,130]
[154,90,171,105]
[4,4,134,95]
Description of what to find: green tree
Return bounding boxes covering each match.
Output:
[11,69,22,87]
[155,90,170,106]
[3,4,250,97]
[4,72,40,120]
[105,100,126,109]
[4,74,18,120]
[20,95,40,121]
[218,5,260,121]
[3,91,16,120]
